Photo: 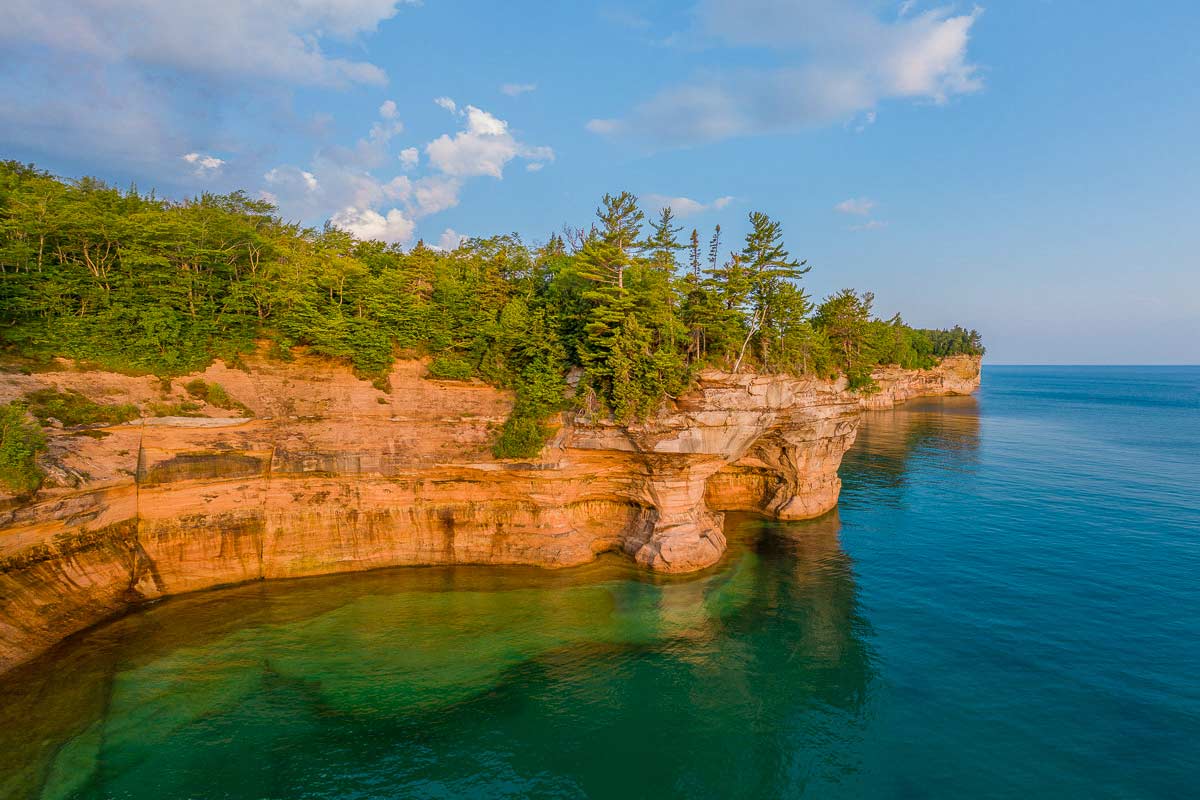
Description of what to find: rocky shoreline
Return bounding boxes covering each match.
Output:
[0,354,980,674]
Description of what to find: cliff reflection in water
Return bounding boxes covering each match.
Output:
[840,395,982,504]
[0,397,990,799]
[0,396,1009,799]
[0,505,881,799]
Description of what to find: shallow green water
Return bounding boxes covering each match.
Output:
[2,366,1197,798]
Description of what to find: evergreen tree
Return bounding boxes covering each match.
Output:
[688,228,701,280]
[578,191,643,289]
[731,212,810,372]
[0,161,984,462]
[646,206,683,273]
[813,289,876,389]
[707,225,721,272]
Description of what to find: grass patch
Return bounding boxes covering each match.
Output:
[183,379,253,416]
[24,389,139,427]
[147,400,204,417]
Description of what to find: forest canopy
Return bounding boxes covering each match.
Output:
[0,161,983,457]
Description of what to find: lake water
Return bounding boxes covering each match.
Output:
[2,366,1197,799]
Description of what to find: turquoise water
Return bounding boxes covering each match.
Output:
[2,366,1198,799]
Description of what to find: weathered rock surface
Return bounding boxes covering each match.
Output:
[0,353,980,672]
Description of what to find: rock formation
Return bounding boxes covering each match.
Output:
[0,353,980,673]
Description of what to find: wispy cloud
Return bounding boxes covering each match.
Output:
[835,197,876,216]
[182,152,225,173]
[500,82,537,96]
[588,0,983,146]
[643,193,736,218]
[0,1,417,87]
[586,118,622,134]
[600,7,652,30]
[0,1,420,173]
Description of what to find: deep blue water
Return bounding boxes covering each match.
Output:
[1,366,1197,799]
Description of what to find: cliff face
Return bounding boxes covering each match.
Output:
[860,354,982,409]
[0,354,980,673]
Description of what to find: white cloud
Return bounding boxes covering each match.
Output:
[586,118,623,135]
[0,1,420,173]
[835,197,875,215]
[643,193,736,218]
[434,96,459,114]
[500,82,537,96]
[382,175,411,201]
[593,0,983,145]
[425,105,553,178]
[0,0,415,88]
[852,110,878,132]
[265,166,320,194]
[369,116,404,146]
[899,0,917,17]
[330,206,416,244]
[263,158,391,222]
[435,228,467,251]
[379,99,399,119]
[412,176,463,216]
[262,102,550,246]
[182,152,225,172]
[525,162,545,172]
[849,219,887,231]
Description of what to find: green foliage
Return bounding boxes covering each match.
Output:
[147,400,204,417]
[493,358,567,458]
[490,301,569,457]
[813,288,876,381]
[0,160,984,457]
[0,403,45,494]
[919,325,986,357]
[23,388,138,427]
[427,357,476,381]
[183,379,252,415]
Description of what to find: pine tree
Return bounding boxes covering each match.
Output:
[707,225,721,272]
[737,212,810,370]
[688,229,701,280]
[646,206,683,273]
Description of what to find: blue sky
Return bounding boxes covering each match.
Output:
[1,1,1197,363]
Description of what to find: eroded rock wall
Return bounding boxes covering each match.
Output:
[0,353,980,672]
[861,354,982,409]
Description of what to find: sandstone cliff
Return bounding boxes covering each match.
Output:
[0,353,980,673]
